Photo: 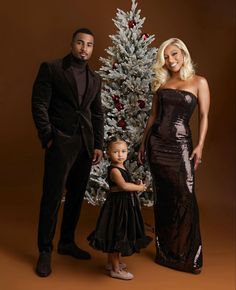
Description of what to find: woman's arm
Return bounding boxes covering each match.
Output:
[190,77,210,170]
[110,168,146,192]
[138,93,159,164]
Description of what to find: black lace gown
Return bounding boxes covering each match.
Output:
[147,88,202,273]
[87,166,152,256]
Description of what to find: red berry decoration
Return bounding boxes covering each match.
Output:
[112,62,118,69]
[128,20,136,29]
[141,33,149,41]
[138,100,145,109]
[117,119,126,129]
[115,102,124,111]
[112,95,120,103]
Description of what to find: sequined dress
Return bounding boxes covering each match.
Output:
[87,166,152,256]
[147,88,202,273]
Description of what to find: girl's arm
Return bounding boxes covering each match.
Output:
[138,93,159,164]
[110,168,146,192]
[190,77,210,170]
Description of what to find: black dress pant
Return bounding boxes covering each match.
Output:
[37,133,92,253]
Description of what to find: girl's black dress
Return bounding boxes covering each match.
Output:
[87,166,152,256]
[147,88,202,273]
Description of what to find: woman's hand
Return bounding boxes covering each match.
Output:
[138,143,145,165]
[190,144,203,171]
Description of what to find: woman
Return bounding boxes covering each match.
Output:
[138,38,210,273]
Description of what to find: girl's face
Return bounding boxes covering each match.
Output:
[164,44,184,74]
[108,141,128,165]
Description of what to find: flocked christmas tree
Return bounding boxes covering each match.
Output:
[85,0,157,206]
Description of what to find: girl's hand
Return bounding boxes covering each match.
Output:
[190,144,203,171]
[138,143,145,165]
[139,180,147,192]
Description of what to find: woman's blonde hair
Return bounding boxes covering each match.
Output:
[152,38,195,92]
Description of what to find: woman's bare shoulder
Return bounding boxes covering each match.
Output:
[193,75,208,87]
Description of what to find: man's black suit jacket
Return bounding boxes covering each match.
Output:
[32,54,104,157]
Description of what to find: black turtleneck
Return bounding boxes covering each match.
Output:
[71,54,87,104]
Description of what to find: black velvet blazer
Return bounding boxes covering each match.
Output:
[32,54,104,157]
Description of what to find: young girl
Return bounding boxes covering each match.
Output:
[87,136,152,280]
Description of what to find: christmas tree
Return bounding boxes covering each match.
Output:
[85,0,157,206]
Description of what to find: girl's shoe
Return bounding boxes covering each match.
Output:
[105,262,127,271]
[110,270,134,280]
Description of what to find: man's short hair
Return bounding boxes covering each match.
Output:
[72,28,94,40]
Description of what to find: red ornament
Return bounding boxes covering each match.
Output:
[115,102,124,111]
[138,100,145,109]
[117,119,126,129]
[128,20,136,29]
[141,33,149,41]
[112,62,118,69]
[112,95,120,103]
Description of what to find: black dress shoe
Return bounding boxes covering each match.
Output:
[35,252,52,277]
[58,243,91,260]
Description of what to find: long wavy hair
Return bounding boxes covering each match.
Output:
[152,38,195,92]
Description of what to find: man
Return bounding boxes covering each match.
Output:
[32,28,104,277]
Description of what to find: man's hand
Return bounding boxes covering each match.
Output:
[47,139,53,148]
[138,143,145,165]
[92,149,103,165]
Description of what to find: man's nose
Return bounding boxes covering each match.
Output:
[81,44,87,51]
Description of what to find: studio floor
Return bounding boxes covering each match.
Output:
[0,184,235,290]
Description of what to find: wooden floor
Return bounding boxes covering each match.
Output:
[0,184,235,290]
